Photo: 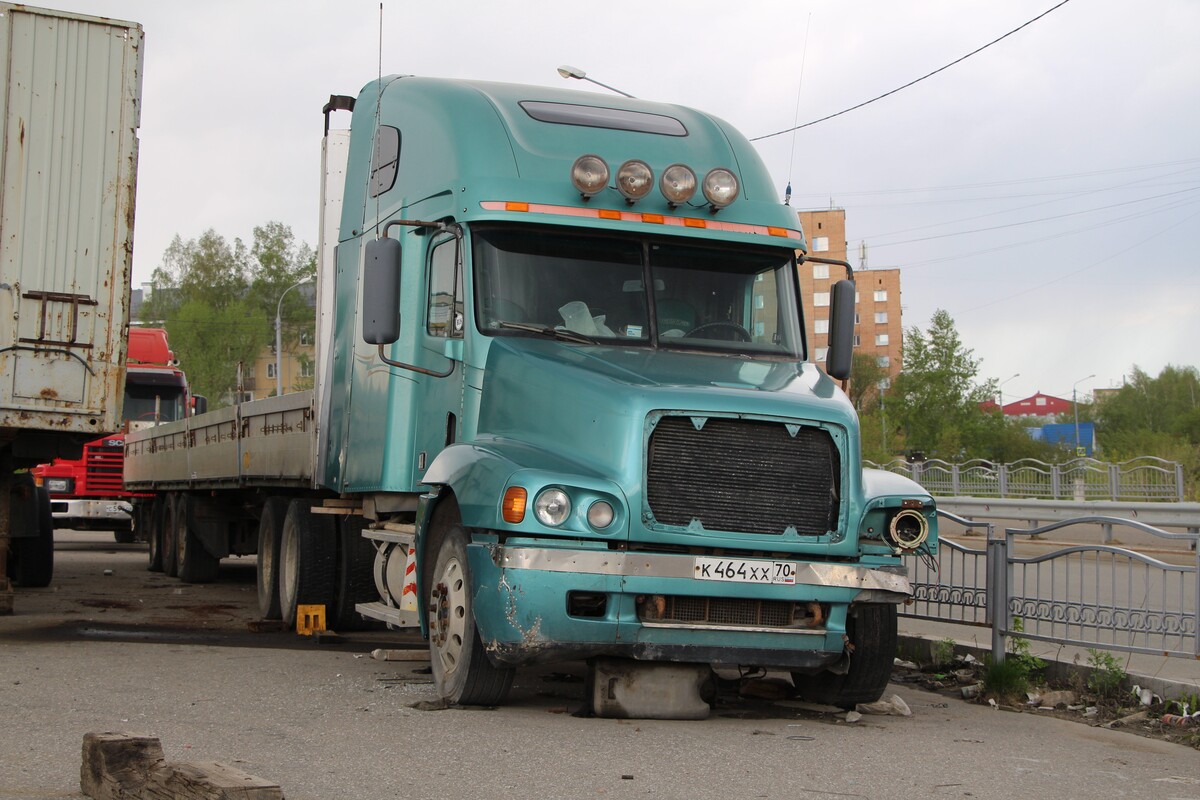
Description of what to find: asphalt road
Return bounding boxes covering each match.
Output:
[1,533,1198,800]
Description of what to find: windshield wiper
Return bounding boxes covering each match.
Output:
[496,321,595,345]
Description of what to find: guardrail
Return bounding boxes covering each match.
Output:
[901,511,1199,663]
[869,456,1184,502]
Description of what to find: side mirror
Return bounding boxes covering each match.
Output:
[362,237,402,345]
[825,279,855,380]
[190,395,208,416]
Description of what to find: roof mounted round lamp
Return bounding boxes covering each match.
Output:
[702,168,739,210]
[556,65,636,98]
[571,155,610,199]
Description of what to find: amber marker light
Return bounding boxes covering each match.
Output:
[502,487,528,523]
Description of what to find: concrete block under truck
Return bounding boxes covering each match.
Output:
[124,76,937,716]
[33,328,203,542]
[0,4,142,612]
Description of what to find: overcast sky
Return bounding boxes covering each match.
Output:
[51,0,1200,402]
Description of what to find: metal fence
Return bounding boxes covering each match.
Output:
[901,511,1200,663]
[870,456,1185,502]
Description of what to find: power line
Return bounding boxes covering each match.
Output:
[750,0,1074,141]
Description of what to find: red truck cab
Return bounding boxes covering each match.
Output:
[33,328,197,541]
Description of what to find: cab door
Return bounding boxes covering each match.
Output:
[412,234,465,484]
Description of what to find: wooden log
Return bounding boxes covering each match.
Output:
[143,761,283,800]
[80,733,283,800]
[81,732,165,800]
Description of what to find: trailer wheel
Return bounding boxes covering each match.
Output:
[255,497,289,619]
[427,523,514,706]
[278,500,335,629]
[162,495,180,578]
[331,515,378,631]
[9,484,54,588]
[146,498,165,572]
[175,494,219,584]
[792,604,897,709]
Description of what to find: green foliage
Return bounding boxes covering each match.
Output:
[849,351,887,413]
[140,223,315,408]
[1170,691,1200,717]
[888,310,996,458]
[1085,649,1127,700]
[1008,617,1046,679]
[1096,365,1200,499]
[982,655,1030,701]
[931,637,956,668]
[982,618,1045,702]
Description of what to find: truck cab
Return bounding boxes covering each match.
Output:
[322,78,937,707]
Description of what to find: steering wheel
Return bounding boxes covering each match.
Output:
[684,321,752,342]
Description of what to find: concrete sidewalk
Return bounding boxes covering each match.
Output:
[900,617,1200,701]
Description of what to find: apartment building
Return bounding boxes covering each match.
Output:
[796,209,903,381]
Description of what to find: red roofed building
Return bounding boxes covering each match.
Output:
[1001,392,1073,418]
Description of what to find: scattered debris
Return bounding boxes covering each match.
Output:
[1106,710,1148,728]
[409,699,450,712]
[370,648,428,662]
[843,711,863,723]
[856,694,911,717]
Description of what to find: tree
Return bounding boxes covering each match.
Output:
[889,310,996,458]
[848,352,887,413]
[140,223,315,407]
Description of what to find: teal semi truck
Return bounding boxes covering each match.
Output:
[125,76,937,712]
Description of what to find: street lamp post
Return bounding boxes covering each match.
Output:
[998,373,1020,409]
[275,279,312,397]
[1072,373,1095,454]
[556,65,635,98]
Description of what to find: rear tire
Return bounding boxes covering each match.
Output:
[331,515,378,631]
[10,484,54,588]
[162,495,180,578]
[427,523,514,706]
[277,499,335,628]
[256,497,288,619]
[792,604,897,709]
[146,498,165,572]
[175,494,219,584]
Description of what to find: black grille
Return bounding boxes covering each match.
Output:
[646,416,840,535]
[641,596,824,630]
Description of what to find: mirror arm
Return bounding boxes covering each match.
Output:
[799,253,854,281]
[370,219,463,379]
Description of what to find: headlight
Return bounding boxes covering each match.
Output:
[659,163,696,205]
[587,500,615,530]
[702,168,739,208]
[534,488,571,527]
[616,160,654,202]
[571,155,609,198]
[45,477,73,494]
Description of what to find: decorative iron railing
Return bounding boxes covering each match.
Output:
[869,456,1184,501]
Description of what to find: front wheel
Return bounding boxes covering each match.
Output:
[427,524,513,706]
[792,603,897,709]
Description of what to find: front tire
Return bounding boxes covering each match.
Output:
[792,603,897,709]
[427,524,513,706]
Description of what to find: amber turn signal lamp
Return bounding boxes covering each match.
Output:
[502,487,528,523]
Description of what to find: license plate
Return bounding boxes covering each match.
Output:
[694,557,797,585]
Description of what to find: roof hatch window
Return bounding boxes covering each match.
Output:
[520,101,687,136]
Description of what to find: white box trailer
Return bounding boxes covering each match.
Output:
[0,4,143,608]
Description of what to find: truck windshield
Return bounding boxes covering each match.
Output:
[473,226,803,357]
[123,374,187,423]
